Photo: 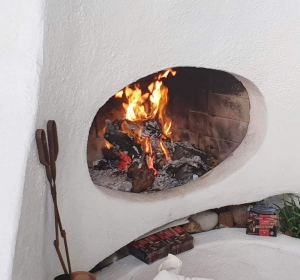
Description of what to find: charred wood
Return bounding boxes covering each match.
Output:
[127,161,139,179]
[142,119,162,138]
[93,159,117,170]
[102,146,119,160]
[127,145,142,160]
[154,158,167,170]
[122,119,163,139]
[131,166,155,193]
[150,137,165,165]
[104,122,134,151]
[174,142,210,162]
[163,156,210,181]
[129,154,155,193]
[163,140,212,165]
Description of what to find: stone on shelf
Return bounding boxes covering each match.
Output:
[218,211,234,228]
[183,220,202,234]
[190,210,218,231]
[229,204,249,227]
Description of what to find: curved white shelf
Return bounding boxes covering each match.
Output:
[95,228,300,280]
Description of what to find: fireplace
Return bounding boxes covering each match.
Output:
[11,1,300,278]
[87,67,250,193]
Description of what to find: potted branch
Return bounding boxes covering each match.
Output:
[274,194,300,238]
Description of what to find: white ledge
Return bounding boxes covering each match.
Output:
[96,228,300,280]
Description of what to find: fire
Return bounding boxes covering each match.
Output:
[104,140,113,149]
[160,141,170,161]
[142,137,157,175]
[115,69,176,137]
[114,68,176,173]
[102,125,113,149]
[164,121,172,136]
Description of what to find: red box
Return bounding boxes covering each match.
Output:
[246,205,278,237]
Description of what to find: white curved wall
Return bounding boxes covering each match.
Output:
[12,1,300,279]
[0,0,44,279]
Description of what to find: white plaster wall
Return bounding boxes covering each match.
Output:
[0,0,44,279]
[12,0,300,279]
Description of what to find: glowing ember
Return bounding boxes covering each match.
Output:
[118,151,131,170]
[114,69,176,171]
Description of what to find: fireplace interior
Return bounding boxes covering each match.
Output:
[87,67,250,193]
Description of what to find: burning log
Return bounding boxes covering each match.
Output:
[127,145,142,160]
[103,120,134,151]
[173,142,210,162]
[121,119,162,138]
[163,156,210,181]
[149,137,166,168]
[102,146,119,160]
[142,119,162,138]
[162,140,212,165]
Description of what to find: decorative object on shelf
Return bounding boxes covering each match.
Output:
[154,254,213,280]
[156,226,194,255]
[246,205,278,237]
[229,204,249,227]
[190,210,218,231]
[218,211,234,228]
[274,195,300,238]
[36,120,96,280]
[128,233,169,264]
[183,220,202,234]
[127,226,194,264]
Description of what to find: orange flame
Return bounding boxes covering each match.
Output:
[104,140,113,149]
[115,69,176,137]
[160,141,170,161]
[102,126,113,149]
[115,69,176,171]
[142,137,157,175]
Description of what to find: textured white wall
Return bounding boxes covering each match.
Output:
[12,0,300,279]
[0,0,44,279]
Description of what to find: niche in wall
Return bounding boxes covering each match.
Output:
[87,67,250,193]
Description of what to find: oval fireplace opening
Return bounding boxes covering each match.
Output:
[87,67,250,193]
